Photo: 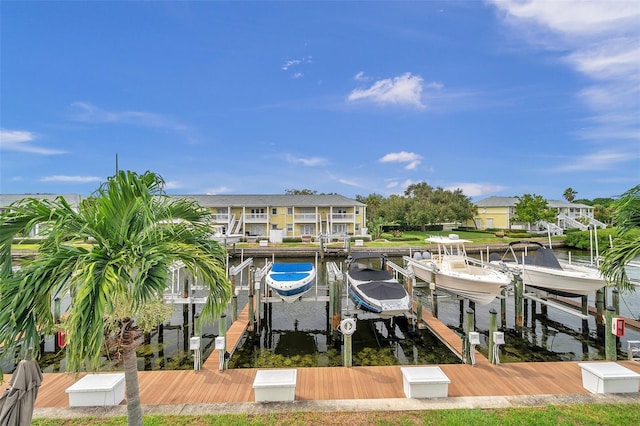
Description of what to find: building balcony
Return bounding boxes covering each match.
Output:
[211,214,230,223]
[294,213,318,222]
[330,213,354,222]
[245,214,268,222]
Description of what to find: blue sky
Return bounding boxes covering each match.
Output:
[1,1,639,202]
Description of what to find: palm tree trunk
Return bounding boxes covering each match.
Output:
[123,343,143,426]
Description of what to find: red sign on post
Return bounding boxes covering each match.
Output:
[612,317,625,337]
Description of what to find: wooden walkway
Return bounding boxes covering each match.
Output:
[3,304,640,409]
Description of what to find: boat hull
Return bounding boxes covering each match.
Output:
[407,258,510,305]
[266,263,316,302]
[348,280,412,318]
[515,263,606,297]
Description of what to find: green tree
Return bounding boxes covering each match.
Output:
[600,185,640,292]
[0,171,232,426]
[367,216,385,240]
[285,189,318,195]
[512,194,556,229]
[563,187,577,202]
[356,193,384,221]
[378,194,411,228]
[404,182,475,229]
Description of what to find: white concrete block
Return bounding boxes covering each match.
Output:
[578,362,640,394]
[401,366,450,398]
[66,373,126,407]
[253,369,297,402]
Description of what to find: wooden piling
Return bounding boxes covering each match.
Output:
[464,308,475,365]
[605,306,616,361]
[489,308,497,364]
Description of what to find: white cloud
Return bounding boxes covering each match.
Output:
[337,178,362,187]
[40,175,102,183]
[281,56,312,73]
[446,183,507,197]
[68,102,188,131]
[347,73,428,109]
[205,186,233,195]
[489,0,640,143]
[164,181,182,190]
[550,150,637,172]
[0,129,67,155]
[379,151,423,170]
[490,1,639,38]
[285,154,328,166]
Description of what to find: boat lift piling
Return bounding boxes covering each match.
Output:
[463,308,475,365]
[488,308,498,364]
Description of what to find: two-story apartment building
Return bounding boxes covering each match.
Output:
[179,194,368,240]
[472,196,605,232]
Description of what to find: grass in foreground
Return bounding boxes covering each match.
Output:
[32,403,640,426]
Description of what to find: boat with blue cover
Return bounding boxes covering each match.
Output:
[266,262,316,302]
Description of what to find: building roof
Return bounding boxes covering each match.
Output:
[175,194,366,208]
[475,196,592,209]
[2,193,365,210]
[0,193,83,209]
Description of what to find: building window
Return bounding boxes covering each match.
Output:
[287,207,293,215]
[271,224,278,230]
[272,208,277,215]
[355,207,359,214]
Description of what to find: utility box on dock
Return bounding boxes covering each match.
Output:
[253,369,297,402]
[66,373,125,407]
[578,362,640,394]
[401,366,450,398]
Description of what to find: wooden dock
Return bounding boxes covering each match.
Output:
[3,304,640,409]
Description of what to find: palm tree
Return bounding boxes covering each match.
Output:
[600,185,640,293]
[563,187,577,202]
[0,171,232,426]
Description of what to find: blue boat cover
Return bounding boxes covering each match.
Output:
[271,263,314,273]
[269,272,310,282]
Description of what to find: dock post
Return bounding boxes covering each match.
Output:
[430,277,438,318]
[514,274,523,329]
[415,291,423,327]
[333,275,343,339]
[605,306,617,361]
[500,288,506,328]
[464,308,475,365]
[248,266,255,332]
[341,316,355,367]
[328,273,336,333]
[581,295,589,337]
[231,295,238,322]
[612,288,620,316]
[596,288,604,327]
[489,308,497,364]
[218,313,228,370]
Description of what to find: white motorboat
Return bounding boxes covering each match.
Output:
[266,262,316,302]
[404,234,511,305]
[209,226,243,245]
[493,241,607,297]
[346,252,411,318]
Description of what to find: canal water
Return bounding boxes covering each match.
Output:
[2,248,638,374]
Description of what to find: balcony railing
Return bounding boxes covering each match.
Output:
[294,213,318,222]
[330,213,354,221]
[211,214,229,222]
[245,213,268,222]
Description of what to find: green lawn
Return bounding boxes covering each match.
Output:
[31,403,640,425]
